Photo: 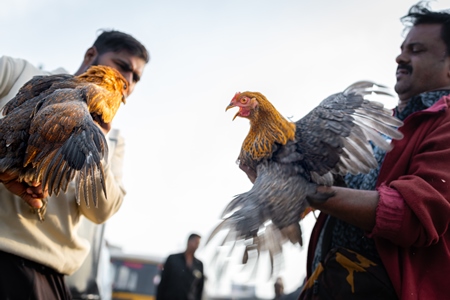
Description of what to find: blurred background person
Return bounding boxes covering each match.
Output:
[157,233,204,300]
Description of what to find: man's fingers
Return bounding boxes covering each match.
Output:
[26,185,48,199]
[1,178,46,209]
[26,198,43,209]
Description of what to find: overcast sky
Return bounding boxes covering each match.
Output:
[2,0,448,298]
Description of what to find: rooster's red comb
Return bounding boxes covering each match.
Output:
[232,92,241,101]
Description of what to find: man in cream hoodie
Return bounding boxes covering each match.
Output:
[0,29,149,300]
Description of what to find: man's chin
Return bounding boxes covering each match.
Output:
[394,79,410,94]
[394,84,403,95]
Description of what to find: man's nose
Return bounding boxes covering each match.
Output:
[121,72,133,86]
[395,51,409,65]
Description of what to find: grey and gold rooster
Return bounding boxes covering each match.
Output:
[207,81,403,278]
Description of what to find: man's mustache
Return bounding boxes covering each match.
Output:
[397,64,413,73]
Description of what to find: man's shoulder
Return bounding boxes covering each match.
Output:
[0,55,68,76]
[167,252,184,260]
[194,256,203,267]
[0,55,70,109]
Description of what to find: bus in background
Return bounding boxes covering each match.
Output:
[110,252,164,300]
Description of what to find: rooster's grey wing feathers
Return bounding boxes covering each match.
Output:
[294,81,403,184]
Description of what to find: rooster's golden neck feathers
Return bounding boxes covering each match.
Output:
[77,65,128,123]
[241,92,296,161]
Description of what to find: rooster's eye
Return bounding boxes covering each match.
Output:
[241,97,248,103]
[123,83,128,90]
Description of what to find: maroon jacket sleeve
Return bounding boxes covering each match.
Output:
[370,97,450,248]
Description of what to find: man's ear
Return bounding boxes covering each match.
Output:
[83,46,98,65]
[74,46,99,75]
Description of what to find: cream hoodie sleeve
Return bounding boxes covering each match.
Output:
[0,56,28,109]
[0,56,66,110]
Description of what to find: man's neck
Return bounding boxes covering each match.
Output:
[397,99,408,113]
[396,89,450,118]
[185,251,194,267]
[397,87,450,112]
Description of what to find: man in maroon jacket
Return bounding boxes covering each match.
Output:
[299,2,450,299]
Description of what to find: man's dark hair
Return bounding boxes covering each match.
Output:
[188,233,201,241]
[401,1,450,55]
[93,29,150,63]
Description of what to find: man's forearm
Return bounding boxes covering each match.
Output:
[311,186,379,232]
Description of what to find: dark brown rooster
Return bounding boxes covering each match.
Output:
[0,65,128,220]
[207,81,403,278]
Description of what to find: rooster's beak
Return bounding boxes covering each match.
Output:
[226,103,239,121]
[225,103,235,111]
